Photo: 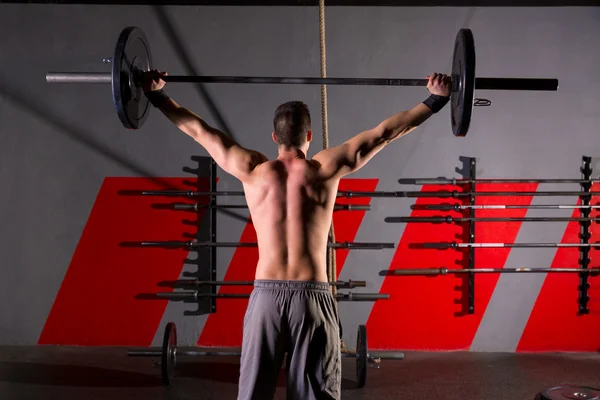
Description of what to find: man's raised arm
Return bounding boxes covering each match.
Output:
[313,73,451,180]
[142,70,266,181]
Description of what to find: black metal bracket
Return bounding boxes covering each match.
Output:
[467,157,476,314]
[578,156,592,315]
[209,159,218,314]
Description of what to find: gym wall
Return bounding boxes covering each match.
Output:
[1,4,599,351]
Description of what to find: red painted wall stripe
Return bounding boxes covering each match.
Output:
[38,177,205,346]
[198,178,379,347]
[367,183,537,350]
[518,185,600,352]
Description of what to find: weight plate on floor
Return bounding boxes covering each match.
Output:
[112,26,152,129]
[161,322,177,386]
[450,28,475,137]
[538,385,600,400]
[356,324,367,388]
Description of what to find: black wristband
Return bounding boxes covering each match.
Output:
[422,94,450,113]
[144,89,170,108]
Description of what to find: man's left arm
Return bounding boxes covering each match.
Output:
[157,98,267,181]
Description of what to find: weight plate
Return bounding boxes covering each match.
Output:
[451,28,475,137]
[112,26,152,129]
[538,385,600,400]
[356,324,367,388]
[161,322,177,386]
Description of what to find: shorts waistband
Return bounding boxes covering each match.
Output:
[254,280,330,291]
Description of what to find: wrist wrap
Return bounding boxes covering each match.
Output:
[423,94,450,113]
[144,89,170,108]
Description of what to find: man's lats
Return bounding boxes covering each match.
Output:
[242,158,338,283]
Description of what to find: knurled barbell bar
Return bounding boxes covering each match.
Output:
[158,279,367,289]
[387,216,600,223]
[46,26,558,136]
[155,291,389,302]
[137,189,600,198]
[123,240,394,249]
[390,267,600,276]
[128,322,403,387]
[416,204,600,211]
[423,242,600,249]
[173,203,371,211]
[399,178,600,185]
[172,203,370,212]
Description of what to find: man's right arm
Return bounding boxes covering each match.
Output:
[313,73,450,180]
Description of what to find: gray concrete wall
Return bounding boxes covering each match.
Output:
[0,4,599,347]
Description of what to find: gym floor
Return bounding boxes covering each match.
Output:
[1,346,599,399]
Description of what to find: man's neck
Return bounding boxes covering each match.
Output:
[277,147,307,161]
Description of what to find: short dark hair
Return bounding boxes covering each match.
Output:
[273,101,311,147]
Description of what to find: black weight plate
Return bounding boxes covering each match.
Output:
[112,26,152,129]
[538,385,600,400]
[161,322,177,386]
[451,28,475,137]
[356,325,367,388]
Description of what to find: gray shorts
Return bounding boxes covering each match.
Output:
[237,280,341,400]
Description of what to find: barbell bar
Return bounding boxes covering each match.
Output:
[155,291,389,302]
[138,189,600,198]
[399,178,600,185]
[423,242,600,249]
[46,71,557,90]
[126,240,394,249]
[158,279,366,289]
[128,322,402,387]
[45,26,558,136]
[390,267,600,276]
[388,216,600,223]
[172,203,370,211]
[417,204,600,211]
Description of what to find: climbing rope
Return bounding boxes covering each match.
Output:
[318,0,337,300]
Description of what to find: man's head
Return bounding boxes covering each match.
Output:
[272,101,312,152]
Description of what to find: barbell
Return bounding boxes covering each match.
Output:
[171,203,370,211]
[418,204,600,211]
[128,322,404,387]
[423,242,600,249]
[46,26,559,137]
[137,189,600,198]
[391,267,600,276]
[158,279,367,289]
[123,240,394,249]
[155,291,389,302]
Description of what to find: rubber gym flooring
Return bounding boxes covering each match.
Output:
[1,346,600,399]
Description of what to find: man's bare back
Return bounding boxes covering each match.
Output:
[142,70,451,399]
[244,156,337,282]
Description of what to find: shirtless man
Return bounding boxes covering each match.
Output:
[142,71,451,399]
